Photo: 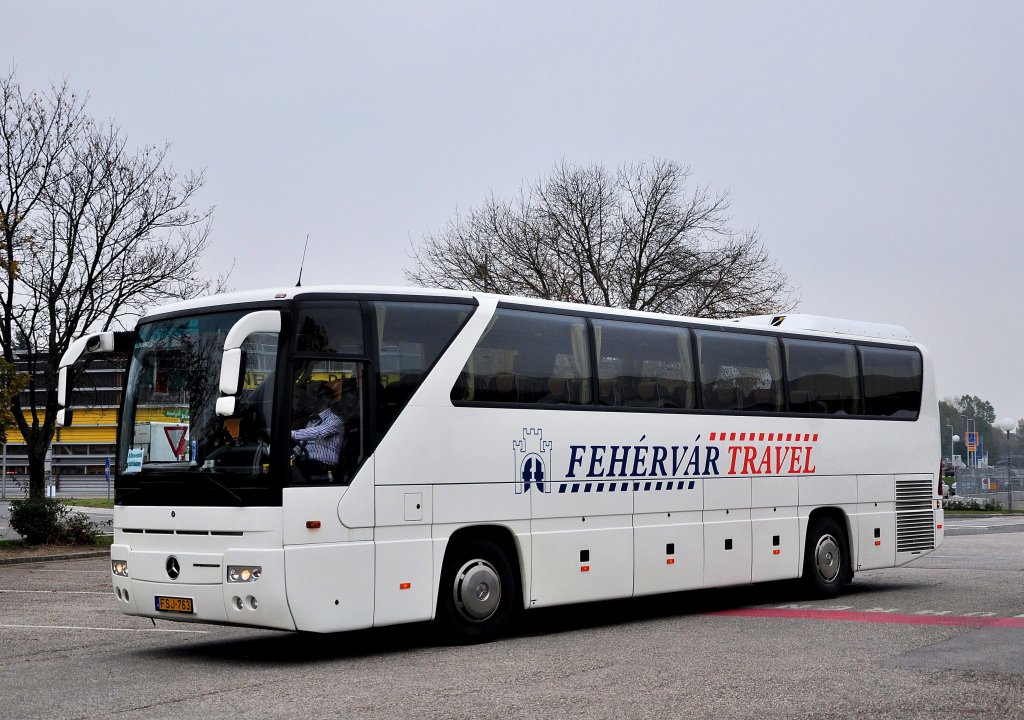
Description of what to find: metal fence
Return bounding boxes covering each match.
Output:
[1,474,113,500]
[953,467,1024,510]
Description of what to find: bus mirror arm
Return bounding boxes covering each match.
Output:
[216,311,280,417]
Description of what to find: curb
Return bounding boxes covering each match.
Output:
[0,550,109,566]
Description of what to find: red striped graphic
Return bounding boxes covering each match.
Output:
[707,432,822,443]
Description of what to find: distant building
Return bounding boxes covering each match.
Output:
[2,353,124,496]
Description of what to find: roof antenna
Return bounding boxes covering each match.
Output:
[296,234,309,287]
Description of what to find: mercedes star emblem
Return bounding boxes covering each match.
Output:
[166,556,180,580]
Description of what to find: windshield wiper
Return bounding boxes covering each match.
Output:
[197,473,245,506]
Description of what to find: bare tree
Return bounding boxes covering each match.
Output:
[407,159,796,317]
[1,70,216,498]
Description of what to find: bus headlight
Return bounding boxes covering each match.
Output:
[111,559,129,577]
[227,565,262,583]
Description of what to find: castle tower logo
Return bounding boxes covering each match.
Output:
[514,428,552,494]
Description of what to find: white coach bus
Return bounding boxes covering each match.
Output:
[57,287,942,640]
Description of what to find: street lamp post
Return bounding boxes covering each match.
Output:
[950,432,960,494]
[998,417,1016,513]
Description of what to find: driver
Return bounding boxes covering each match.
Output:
[291,383,343,481]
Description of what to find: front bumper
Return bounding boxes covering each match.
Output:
[111,545,295,630]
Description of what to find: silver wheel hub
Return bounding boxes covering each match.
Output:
[814,534,841,584]
[453,559,501,623]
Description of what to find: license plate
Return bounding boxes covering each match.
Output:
[155,595,194,613]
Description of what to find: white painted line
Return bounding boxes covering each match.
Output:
[0,589,108,595]
[0,623,207,634]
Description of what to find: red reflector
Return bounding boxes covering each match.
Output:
[772,549,780,555]
[937,524,943,529]
[666,558,675,565]
[306,521,321,529]
[580,565,590,572]
[399,582,411,590]
[875,540,881,546]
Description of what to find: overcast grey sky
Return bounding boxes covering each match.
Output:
[8,2,1024,419]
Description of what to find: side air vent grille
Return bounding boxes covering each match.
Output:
[120,528,243,537]
[896,477,934,553]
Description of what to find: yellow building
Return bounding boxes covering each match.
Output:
[2,358,122,497]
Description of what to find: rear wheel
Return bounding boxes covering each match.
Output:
[437,538,518,642]
[803,517,849,598]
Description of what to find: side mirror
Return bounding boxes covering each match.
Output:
[58,366,70,408]
[219,348,244,396]
[57,331,130,427]
[216,396,236,417]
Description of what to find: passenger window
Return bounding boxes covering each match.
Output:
[784,339,861,415]
[860,346,921,418]
[453,309,592,406]
[593,320,695,409]
[695,330,783,412]
[290,360,365,485]
[375,301,473,432]
[295,302,363,354]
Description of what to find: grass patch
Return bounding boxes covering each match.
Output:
[0,534,112,549]
[62,498,115,509]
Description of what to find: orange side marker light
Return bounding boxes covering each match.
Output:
[580,565,590,572]
[306,520,321,529]
[666,558,675,565]
[772,549,780,555]
[399,582,411,590]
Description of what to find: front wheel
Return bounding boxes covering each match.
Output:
[437,538,518,642]
[803,517,850,598]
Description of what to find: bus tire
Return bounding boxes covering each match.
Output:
[803,517,849,598]
[437,537,518,642]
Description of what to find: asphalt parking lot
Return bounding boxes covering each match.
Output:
[1,517,1023,720]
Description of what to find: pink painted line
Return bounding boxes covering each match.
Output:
[710,607,1024,628]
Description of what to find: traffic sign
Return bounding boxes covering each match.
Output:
[163,425,188,460]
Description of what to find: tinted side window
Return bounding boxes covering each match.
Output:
[695,330,783,412]
[594,320,695,409]
[295,302,363,354]
[375,302,473,431]
[860,346,921,418]
[784,339,861,415]
[453,309,592,406]
[290,359,366,486]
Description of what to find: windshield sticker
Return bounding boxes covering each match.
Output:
[515,427,820,494]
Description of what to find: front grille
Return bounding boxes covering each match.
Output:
[896,476,934,553]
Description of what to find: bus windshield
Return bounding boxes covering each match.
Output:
[118,311,279,482]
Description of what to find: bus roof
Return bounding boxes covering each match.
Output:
[142,286,915,342]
